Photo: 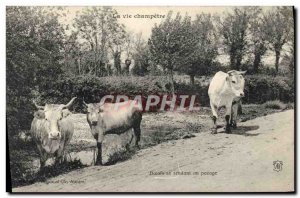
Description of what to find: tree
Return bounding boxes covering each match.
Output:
[218,7,252,70]
[263,7,293,72]
[131,33,151,76]
[108,26,126,75]
[184,13,218,85]
[6,7,65,138]
[148,11,196,92]
[63,31,83,75]
[248,7,267,73]
[73,7,125,76]
[123,33,134,75]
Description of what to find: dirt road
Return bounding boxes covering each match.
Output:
[13,110,294,192]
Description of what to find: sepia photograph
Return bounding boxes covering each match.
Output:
[6,6,295,193]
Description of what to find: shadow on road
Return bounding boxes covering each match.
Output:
[219,125,260,136]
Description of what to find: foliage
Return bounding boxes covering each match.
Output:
[6,7,65,138]
[131,33,151,76]
[245,75,294,104]
[218,7,253,70]
[149,12,196,72]
[131,47,151,76]
[262,7,293,72]
[68,7,126,76]
[182,13,219,84]
[263,100,286,110]
[39,75,173,112]
[148,11,197,91]
[248,7,268,72]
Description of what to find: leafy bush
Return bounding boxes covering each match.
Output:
[6,7,64,140]
[174,82,209,107]
[245,75,294,104]
[285,102,294,109]
[39,74,294,112]
[40,75,174,112]
[263,100,286,110]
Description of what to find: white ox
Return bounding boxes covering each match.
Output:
[84,100,143,165]
[208,70,246,134]
[31,97,76,169]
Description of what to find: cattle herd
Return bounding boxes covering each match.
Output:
[30,70,246,170]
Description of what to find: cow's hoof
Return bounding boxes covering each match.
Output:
[225,124,232,133]
[211,129,217,134]
[95,158,103,166]
[225,128,232,133]
[231,123,237,129]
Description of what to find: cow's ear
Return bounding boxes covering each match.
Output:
[34,110,45,119]
[62,109,71,118]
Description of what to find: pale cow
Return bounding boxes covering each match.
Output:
[208,70,246,134]
[31,97,76,169]
[84,100,143,165]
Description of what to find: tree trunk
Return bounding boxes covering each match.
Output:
[236,53,242,71]
[125,59,131,75]
[166,61,175,94]
[253,53,261,73]
[113,51,121,75]
[77,58,81,75]
[190,75,195,85]
[275,50,280,73]
[230,54,236,70]
[169,70,174,94]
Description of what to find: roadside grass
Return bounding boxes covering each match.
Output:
[263,100,286,110]
[9,149,86,188]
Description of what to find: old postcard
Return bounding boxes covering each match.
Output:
[6,6,295,193]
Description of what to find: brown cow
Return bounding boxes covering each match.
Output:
[31,97,76,169]
[84,100,142,165]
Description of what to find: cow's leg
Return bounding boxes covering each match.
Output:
[37,145,47,170]
[55,144,65,165]
[225,103,232,133]
[40,154,47,170]
[133,112,142,149]
[96,142,102,165]
[133,126,141,149]
[95,130,104,165]
[210,101,218,134]
[230,102,239,129]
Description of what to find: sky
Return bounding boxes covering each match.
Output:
[113,6,229,39]
[58,6,288,65]
[61,6,233,39]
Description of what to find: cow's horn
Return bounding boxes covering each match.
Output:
[33,101,44,110]
[238,70,247,75]
[63,97,77,109]
[83,100,88,107]
[227,70,236,76]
